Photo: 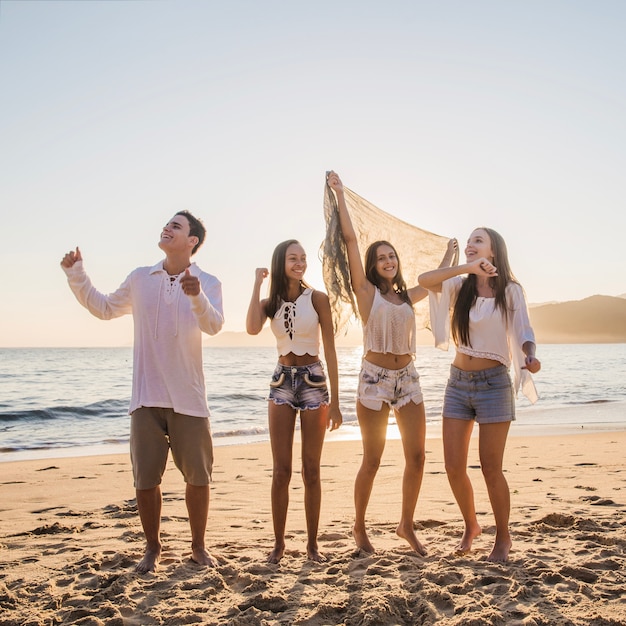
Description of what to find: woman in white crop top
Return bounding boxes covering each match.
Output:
[419,227,541,562]
[246,239,342,564]
[327,171,456,556]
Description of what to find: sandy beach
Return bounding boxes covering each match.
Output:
[1,430,625,625]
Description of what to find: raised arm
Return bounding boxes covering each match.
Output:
[407,238,459,304]
[60,247,132,320]
[60,246,82,269]
[418,254,497,293]
[246,267,270,335]
[326,171,375,315]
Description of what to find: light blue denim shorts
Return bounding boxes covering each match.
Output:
[443,364,515,424]
[267,361,329,411]
[357,359,423,411]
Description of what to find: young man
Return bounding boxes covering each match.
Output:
[61,211,224,573]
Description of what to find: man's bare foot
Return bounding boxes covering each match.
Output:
[396,522,427,556]
[486,536,512,562]
[135,546,161,573]
[267,542,285,564]
[191,546,217,567]
[352,525,375,554]
[307,545,327,563]
[454,523,482,555]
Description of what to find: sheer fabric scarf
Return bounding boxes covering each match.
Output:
[321,177,455,336]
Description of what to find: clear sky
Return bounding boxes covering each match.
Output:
[1,0,624,347]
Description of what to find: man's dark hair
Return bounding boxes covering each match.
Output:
[176,210,206,255]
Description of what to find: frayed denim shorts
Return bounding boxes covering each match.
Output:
[267,361,329,411]
[357,359,423,412]
[443,364,515,424]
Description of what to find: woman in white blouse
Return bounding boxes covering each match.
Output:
[418,228,541,562]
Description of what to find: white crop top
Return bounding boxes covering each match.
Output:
[428,276,538,403]
[270,288,320,357]
[363,288,416,356]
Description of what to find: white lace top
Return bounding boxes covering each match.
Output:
[363,288,416,356]
[270,288,320,357]
[428,276,538,403]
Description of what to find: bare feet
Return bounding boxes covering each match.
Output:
[307,545,327,563]
[267,542,285,564]
[396,522,427,556]
[191,546,217,567]
[454,523,482,555]
[486,535,512,562]
[352,525,375,554]
[135,545,161,573]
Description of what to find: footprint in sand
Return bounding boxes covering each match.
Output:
[30,506,65,514]
[30,522,78,535]
[560,565,599,584]
[580,495,619,506]
[238,593,289,613]
[533,513,576,528]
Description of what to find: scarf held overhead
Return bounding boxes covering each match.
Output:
[321,176,454,335]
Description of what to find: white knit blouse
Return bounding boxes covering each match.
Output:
[363,288,416,356]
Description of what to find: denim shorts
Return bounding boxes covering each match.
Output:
[357,359,423,411]
[267,361,329,411]
[443,364,515,424]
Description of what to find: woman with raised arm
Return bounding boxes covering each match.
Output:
[418,228,541,562]
[326,171,456,555]
[246,239,342,564]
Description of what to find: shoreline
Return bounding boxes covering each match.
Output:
[1,431,625,624]
[2,400,625,464]
[2,421,626,465]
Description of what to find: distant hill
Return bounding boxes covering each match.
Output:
[205,295,626,346]
[529,295,626,343]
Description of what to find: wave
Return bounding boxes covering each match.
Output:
[0,437,129,454]
[209,392,266,403]
[0,399,128,424]
[213,426,268,439]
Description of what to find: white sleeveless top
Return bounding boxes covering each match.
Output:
[363,288,416,356]
[270,288,320,357]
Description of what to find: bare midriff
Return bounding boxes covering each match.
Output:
[364,350,413,370]
[452,351,501,372]
[278,353,320,367]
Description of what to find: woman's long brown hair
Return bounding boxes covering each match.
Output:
[265,239,312,319]
[451,228,517,347]
[364,240,412,305]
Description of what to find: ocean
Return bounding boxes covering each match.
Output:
[1,344,625,462]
